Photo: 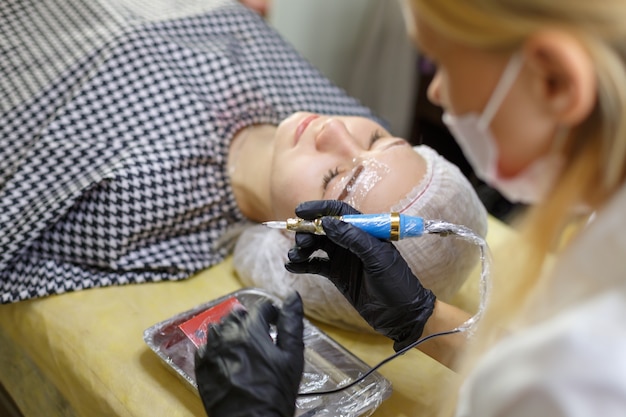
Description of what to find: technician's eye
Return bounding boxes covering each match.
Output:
[322,167,340,190]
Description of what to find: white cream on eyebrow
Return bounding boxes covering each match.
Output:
[328,159,390,208]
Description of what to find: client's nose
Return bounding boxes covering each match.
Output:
[315,118,360,158]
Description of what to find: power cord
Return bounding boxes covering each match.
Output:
[298,219,491,397]
[297,327,462,397]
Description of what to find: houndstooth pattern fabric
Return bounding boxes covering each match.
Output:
[0,0,380,303]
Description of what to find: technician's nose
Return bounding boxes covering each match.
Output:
[315,118,360,157]
[427,71,443,107]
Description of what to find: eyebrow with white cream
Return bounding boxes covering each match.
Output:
[327,159,391,208]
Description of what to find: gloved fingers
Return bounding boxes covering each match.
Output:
[284,257,331,278]
[287,233,322,262]
[368,243,414,276]
[285,259,351,298]
[392,293,437,352]
[252,299,280,325]
[289,232,342,264]
[203,324,226,350]
[194,297,306,417]
[195,331,225,368]
[194,335,232,411]
[275,292,304,353]
[207,302,275,347]
[294,232,316,247]
[321,217,381,258]
[246,300,279,343]
[287,246,310,263]
[218,305,248,326]
[321,216,410,273]
[295,200,361,219]
[194,345,211,368]
[212,307,249,341]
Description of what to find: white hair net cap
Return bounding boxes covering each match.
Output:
[233,145,488,332]
[391,145,488,300]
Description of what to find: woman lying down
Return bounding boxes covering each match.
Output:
[233,118,487,331]
[0,0,486,332]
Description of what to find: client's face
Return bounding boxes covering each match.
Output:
[270,112,427,219]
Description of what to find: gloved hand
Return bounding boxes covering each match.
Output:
[194,292,305,417]
[286,200,436,351]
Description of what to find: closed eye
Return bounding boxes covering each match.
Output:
[369,130,384,148]
[322,167,340,190]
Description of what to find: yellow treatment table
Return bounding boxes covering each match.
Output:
[0,216,516,417]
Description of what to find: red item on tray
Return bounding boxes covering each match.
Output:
[178,296,244,347]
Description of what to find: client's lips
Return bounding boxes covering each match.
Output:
[294,115,319,144]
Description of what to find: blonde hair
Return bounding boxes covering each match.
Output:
[409,0,626,414]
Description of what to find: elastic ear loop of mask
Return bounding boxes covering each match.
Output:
[297,219,492,397]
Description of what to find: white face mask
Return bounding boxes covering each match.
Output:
[442,54,564,204]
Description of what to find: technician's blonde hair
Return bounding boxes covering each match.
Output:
[407,0,626,415]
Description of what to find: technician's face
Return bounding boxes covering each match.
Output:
[410,10,557,178]
[270,112,426,219]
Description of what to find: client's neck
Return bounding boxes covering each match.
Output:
[228,124,275,222]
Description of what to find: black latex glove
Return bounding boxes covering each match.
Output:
[194,292,305,417]
[286,200,436,351]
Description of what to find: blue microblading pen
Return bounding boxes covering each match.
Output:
[263,213,424,241]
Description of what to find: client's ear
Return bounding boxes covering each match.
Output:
[522,30,596,126]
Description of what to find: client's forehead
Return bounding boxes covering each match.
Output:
[349,147,427,214]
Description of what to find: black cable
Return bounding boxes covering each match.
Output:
[297,221,488,398]
[297,327,462,397]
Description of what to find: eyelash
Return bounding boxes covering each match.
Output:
[370,130,384,145]
[323,167,340,190]
[322,130,385,190]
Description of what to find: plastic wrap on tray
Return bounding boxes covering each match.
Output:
[143,288,392,417]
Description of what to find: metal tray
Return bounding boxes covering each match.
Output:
[143,288,392,416]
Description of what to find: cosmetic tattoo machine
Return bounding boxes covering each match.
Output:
[263,213,424,241]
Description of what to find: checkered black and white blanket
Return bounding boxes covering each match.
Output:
[0,0,379,303]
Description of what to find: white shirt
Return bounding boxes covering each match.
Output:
[456,185,626,416]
